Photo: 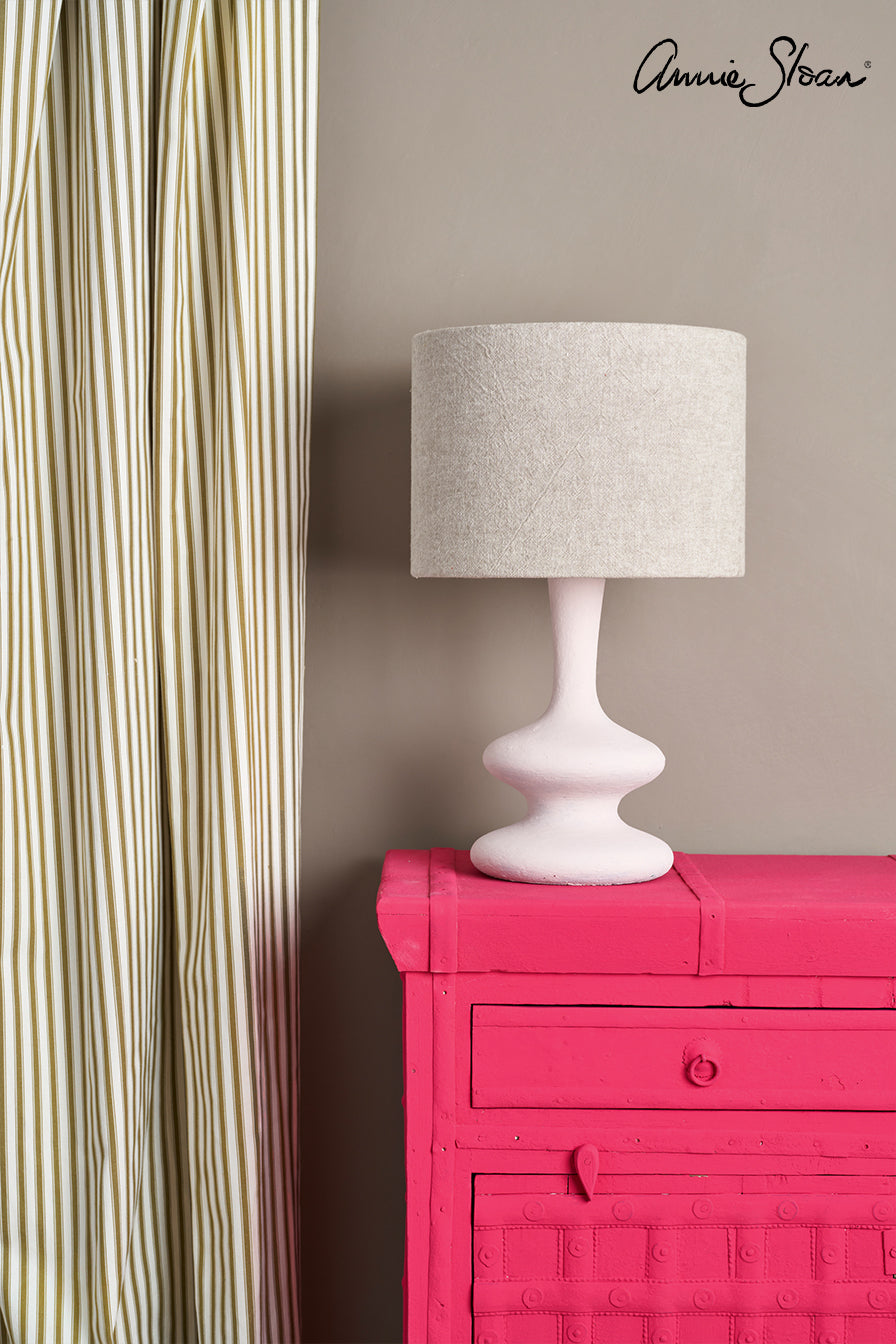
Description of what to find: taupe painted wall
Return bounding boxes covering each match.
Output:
[301,3,894,1339]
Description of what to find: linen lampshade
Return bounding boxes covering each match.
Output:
[411,322,745,579]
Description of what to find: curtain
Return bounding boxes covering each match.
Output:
[0,2,316,1340]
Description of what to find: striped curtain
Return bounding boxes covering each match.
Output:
[0,2,316,1340]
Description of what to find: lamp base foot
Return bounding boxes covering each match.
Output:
[471,820,674,886]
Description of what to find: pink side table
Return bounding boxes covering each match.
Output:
[377,849,896,1344]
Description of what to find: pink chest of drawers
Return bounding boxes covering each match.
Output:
[377,849,896,1344]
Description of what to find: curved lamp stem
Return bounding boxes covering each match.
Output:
[470,577,674,886]
[548,576,606,714]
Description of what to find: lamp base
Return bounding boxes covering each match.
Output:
[471,810,674,887]
[470,577,674,887]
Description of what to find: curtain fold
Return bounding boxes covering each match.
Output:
[0,2,316,1339]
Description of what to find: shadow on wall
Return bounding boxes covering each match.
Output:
[300,859,406,1344]
[301,385,411,1344]
[310,384,411,569]
[300,383,549,1343]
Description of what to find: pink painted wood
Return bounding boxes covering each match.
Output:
[377,850,896,1344]
[472,1006,896,1110]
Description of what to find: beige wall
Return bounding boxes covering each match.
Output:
[301,3,895,1338]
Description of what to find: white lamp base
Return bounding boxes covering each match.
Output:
[470,577,674,886]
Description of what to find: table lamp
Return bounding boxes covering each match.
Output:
[411,322,745,886]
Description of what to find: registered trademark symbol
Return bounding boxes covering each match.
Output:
[865,61,871,68]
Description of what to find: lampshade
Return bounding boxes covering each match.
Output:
[411,322,745,578]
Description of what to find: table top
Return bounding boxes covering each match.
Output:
[377,848,896,978]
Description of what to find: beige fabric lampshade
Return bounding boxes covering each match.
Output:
[411,322,745,578]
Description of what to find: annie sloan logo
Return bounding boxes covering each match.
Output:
[634,37,868,108]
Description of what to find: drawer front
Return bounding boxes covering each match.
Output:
[471,1006,896,1110]
[473,1174,896,1344]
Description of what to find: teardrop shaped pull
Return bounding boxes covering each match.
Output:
[574,1143,599,1200]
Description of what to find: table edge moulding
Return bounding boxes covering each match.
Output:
[377,849,896,1344]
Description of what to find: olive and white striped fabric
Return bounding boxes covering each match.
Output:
[0,3,316,1340]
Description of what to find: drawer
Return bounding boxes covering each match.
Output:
[473,1173,896,1342]
[471,1006,896,1110]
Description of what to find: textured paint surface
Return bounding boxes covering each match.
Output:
[474,1179,896,1344]
[472,1006,896,1110]
[377,850,896,1343]
[378,849,896,976]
